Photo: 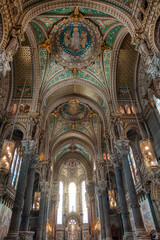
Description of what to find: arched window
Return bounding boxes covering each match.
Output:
[153,94,160,114]
[10,147,23,190]
[128,147,139,184]
[69,182,76,212]
[57,181,63,224]
[82,181,88,223]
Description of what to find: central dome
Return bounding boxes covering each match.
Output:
[51,19,101,69]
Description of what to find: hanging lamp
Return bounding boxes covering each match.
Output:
[106,150,117,209]
[125,81,159,172]
[0,80,26,174]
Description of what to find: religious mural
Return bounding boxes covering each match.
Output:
[51,19,101,69]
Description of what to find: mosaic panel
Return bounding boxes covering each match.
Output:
[44,59,64,84]
[92,19,119,34]
[36,16,61,31]
[105,25,123,47]
[13,46,33,98]
[103,49,111,85]
[77,70,103,89]
[46,70,73,89]
[39,48,47,83]
[51,19,101,69]
[87,58,103,85]
[30,22,45,44]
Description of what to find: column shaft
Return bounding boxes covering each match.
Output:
[42,194,49,240]
[6,140,35,239]
[36,189,45,240]
[121,154,145,230]
[102,190,112,240]
[98,195,106,239]
[20,163,36,231]
[114,166,132,234]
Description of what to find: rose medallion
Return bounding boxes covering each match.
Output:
[51,19,101,69]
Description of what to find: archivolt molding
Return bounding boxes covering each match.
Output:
[149,14,160,53]
[0,123,27,142]
[124,122,147,139]
[110,27,128,112]
[41,78,110,114]
[17,0,137,37]
[0,8,10,49]
[42,95,106,131]
[103,21,122,41]
[31,18,48,40]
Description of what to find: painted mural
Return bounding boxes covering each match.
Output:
[140,198,155,233]
[0,202,12,239]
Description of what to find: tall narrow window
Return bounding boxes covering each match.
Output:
[153,94,160,114]
[82,181,88,223]
[128,147,139,184]
[69,182,76,212]
[57,181,63,224]
[10,147,23,190]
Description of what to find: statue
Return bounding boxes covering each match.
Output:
[0,50,11,76]
[6,28,23,57]
[147,54,160,79]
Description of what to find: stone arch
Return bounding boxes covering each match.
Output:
[0,9,9,49]
[149,14,160,53]
[65,212,81,226]
[19,1,137,38]
[43,95,106,131]
[54,152,92,181]
[0,123,26,143]
[50,130,97,160]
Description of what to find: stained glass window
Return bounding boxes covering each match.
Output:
[10,148,23,189]
[153,95,160,114]
[128,147,139,184]
[82,181,88,223]
[57,181,63,224]
[69,182,76,212]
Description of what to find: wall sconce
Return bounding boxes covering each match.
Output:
[108,189,117,209]
[139,139,159,171]
[0,140,15,174]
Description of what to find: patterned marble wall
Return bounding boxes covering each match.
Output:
[0,201,12,239]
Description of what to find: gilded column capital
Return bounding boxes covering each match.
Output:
[114,139,129,156]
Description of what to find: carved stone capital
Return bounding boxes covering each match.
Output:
[19,231,35,240]
[39,181,48,193]
[98,180,108,192]
[30,155,40,169]
[134,229,151,240]
[21,140,36,156]
[123,232,133,240]
[110,153,121,168]
[114,139,129,156]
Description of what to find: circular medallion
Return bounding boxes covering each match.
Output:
[59,100,88,121]
[51,19,101,69]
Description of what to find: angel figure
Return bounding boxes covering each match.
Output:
[80,31,87,49]
[6,28,22,57]
[38,34,52,53]
[64,30,71,48]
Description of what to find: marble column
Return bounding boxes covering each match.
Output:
[42,192,49,240]
[36,182,48,240]
[110,153,133,240]
[96,188,105,240]
[115,139,150,240]
[100,182,112,240]
[19,155,39,239]
[5,140,36,240]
